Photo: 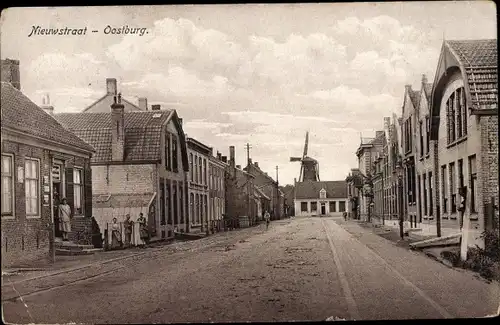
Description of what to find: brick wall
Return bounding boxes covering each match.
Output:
[480,115,499,224]
[92,164,155,195]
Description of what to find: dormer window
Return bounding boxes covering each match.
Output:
[319,188,326,199]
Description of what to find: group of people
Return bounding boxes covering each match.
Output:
[110,213,150,249]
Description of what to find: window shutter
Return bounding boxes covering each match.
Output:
[65,167,74,214]
[84,163,92,218]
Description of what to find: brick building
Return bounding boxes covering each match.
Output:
[354,132,385,221]
[429,39,498,259]
[225,146,259,222]
[55,96,189,243]
[244,160,284,220]
[294,181,348,217]
[400,84,420,228]
[186,137,211,234]
[208,151,227,231]
[1,60,94,267]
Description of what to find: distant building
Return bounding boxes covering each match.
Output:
[55,97,189,243]
[244,160,284,220]
[294,181,348,217]
[225,146,259,222]
[429,39,498,259]
[1,59,94,267]
[81,78,148,113]
[186,137,211,234]
[208,151,228,231]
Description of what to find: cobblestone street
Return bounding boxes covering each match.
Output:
[3,217,499,323]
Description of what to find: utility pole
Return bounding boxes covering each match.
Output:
[276,165,279,220]
[245,143,252,221]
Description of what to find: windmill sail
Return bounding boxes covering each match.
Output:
[290,131,320,182]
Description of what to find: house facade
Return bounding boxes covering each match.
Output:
[55,96,189,243]
[186,137,211,234]
[294,181,348,217]
[1,60,94,267]
[244,160,284,220]
[208,151,227,231]
[354,133,385,221]
[225,146,259,221]
[400,84,420,228]
[429,39,498,259]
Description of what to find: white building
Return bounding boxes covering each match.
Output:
[208,151,227,231]
[294,180,348,217]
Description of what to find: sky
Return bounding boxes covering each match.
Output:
[0,2,496,185]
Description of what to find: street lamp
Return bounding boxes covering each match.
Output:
[395,158,404,240]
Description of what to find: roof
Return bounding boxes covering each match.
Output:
[445,39,497,109]
[423,83,433,101]
[55,110,174,163]
[1,82,94,153]
[408,89,421,108]
[254,186,271,200]
[295,180,347,199]
[82,93,144,113]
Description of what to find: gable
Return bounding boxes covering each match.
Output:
[83,94,143,113]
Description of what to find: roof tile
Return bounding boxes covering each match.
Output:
[295,180,347,199]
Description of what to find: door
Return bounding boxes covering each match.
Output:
[53,182,62,238]
[321,203,326,215]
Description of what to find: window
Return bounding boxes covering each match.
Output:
[198,157,202,184]
[203,159,207,185]
[447,87,467,144]
[450,162,456,214]
[194,156,198,183]
[425,116,430,155]
[73,168,84,215]
[165,133,171,171]
[190,193,194,224]
[320,189,326,199]
[419,121,424,158]
[417,174,422,218]
[311,202,317,212]
[172,135,178,173]
[160,180,166,225]
[458,159,464,188]
[423,174,427,216]
[189,153,193,182]
[339,201,346,212]
[301,202,308,212]
[25,158,40,216]
[441,165,448,214]
[1,154,14,216]
[329,201,336,212]
[429,172,433,216]
[469,155,477,213]
[173,183,178,225]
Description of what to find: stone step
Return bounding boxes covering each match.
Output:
[174,232,206,240]
[55,248,103,256]
[55,242,95,250]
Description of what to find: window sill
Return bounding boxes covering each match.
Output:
[469,213,479,220]
[447,136,467,149]
[73,214,85,218]
[1,215,15,220]
[26,215,41,219]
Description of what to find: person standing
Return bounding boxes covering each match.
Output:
[137,213,149,247]
[123,214,133,248]
[111,218,122,249]
[58,198,72,241]
[264,210,271,230]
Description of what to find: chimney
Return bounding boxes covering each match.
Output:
[111,93,125,161]
[422,74,428,84]
[106,78,117,95]
[152,104,161,111]
[179,118,183,126]
[229,146,235,166]
[40,93,54,115]
[248,158,252,166]
[221,156,227,163]
[1,59,21,90]
[405,84,412,93]
[138,97,148,111]
[254,162,259,168]
[376,130,385,138]
[217,151,222,160]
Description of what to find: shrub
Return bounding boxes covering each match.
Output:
[481,230,500,261]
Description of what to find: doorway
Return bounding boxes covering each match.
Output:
[52,163,64,239]
[321,203,326,215]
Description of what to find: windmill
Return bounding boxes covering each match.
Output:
[290,131,320,182]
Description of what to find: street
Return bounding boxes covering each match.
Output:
[3,216,499,323]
